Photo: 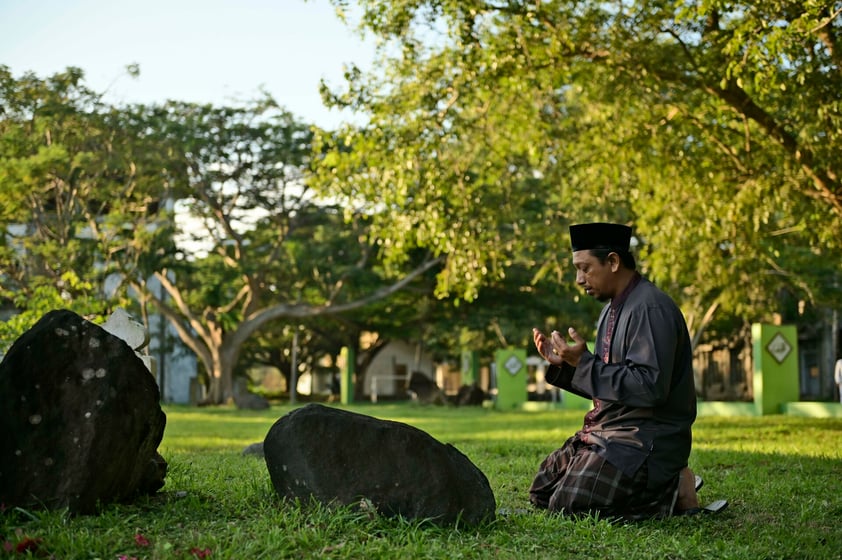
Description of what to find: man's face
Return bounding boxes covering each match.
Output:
[572,250,617,302]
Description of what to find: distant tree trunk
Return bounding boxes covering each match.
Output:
[206,364,224,405]
[690,301,720,351]
[353,337,390,401]
[204,341,240,404]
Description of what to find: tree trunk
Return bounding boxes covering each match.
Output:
[206,369,223,405]
[202,345,237,405]
[353,337,390,401]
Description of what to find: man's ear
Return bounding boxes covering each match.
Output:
[608,252,620,271]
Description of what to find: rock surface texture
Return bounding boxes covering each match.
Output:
[0,309,167,513]
[263,403,496,525]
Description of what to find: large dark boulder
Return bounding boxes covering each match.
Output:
[0,309,167,514]
[263,403,496,525]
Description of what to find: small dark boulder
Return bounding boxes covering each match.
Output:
[455,383,486,406]
[233,391,270,410]
[233,377,270,410]
[407,371,447,405]
[0,309,167,514]
[241,442,265,458]
[263,403,496,525]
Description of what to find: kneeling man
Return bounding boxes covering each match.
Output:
[530,222,712,520]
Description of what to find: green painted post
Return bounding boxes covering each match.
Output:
[340,346,355,405]
[494,348,527,410]
[752,324,800,415]
[461,349,479,386]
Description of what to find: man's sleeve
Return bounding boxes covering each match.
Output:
[544,361,593,399]
[568,305,678,407]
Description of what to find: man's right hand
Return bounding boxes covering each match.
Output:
[533,328,563,366]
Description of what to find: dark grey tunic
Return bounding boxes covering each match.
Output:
[544,277,696,489]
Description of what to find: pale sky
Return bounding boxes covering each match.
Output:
[0,0,377,129]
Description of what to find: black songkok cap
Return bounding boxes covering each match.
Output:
[569,223,632,252]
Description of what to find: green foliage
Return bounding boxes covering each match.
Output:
[119,96,447,403]
[0,66,447,403]
[2,404,840,558]
[316,0,842,344]
[0,272,106,353]
[0,66,160,348]
[236,206,423,389]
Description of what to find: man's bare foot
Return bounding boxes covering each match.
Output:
[675,466,700,511]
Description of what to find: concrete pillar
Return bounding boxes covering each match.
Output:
[461,349,479,386]
[340,346,355,405]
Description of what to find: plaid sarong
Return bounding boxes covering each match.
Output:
[528,436,679,521]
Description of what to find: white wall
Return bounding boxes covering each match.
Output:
[364,340,436,398]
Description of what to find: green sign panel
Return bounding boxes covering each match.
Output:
[494,348,527,410]
[752,324,799,415]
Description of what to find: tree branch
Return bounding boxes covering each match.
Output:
[229,255,444,349]
[708,78,842,214]
[129,278,213,373]
[811,6,842,75]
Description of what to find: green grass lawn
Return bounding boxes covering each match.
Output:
[3,402,842,559]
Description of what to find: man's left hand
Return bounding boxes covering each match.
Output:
[550,327,587,367]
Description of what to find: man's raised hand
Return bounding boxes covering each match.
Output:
[532,328,562,365]
[550,327,587,367]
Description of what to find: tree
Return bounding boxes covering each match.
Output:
[118,98,442,404]
[317,0,842,345]
[1,68,443,403]
[0,66,167,350]
[235,204,440,400]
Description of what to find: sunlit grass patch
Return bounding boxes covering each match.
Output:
[2,403,841,559]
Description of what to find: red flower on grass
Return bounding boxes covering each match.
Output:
[15,537,43,554]
[190,547,212,558]
[134,533,150,547]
